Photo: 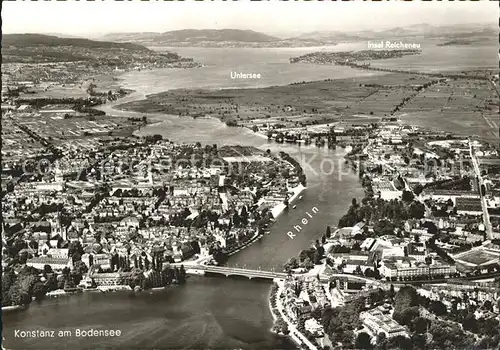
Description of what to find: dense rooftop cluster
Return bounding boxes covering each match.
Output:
[278,120,500,349]
[2,87,305,307]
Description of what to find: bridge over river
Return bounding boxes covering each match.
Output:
[182,264,383,285]
[179,263,500,288]
[184,264,288,280]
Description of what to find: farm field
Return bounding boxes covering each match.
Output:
[118,73,431,124]
[118,72,498,139]
[398,78,499,138]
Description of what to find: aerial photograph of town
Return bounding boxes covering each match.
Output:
[1,1,499,349]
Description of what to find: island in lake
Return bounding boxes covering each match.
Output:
[289,50,421,65]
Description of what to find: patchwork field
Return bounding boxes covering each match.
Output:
[118,73,429,123]
[118,72,498,138]
[398,79,499,139]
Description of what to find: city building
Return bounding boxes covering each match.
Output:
[26,257,73,271]
[360,308,409,338]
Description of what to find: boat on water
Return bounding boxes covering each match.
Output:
[64,287,83,295]
[46,289,67,297]
[298,195,303,200]
[292,205,297,209]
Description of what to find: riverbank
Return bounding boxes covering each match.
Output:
[3,125,364,350]
[94,77,357,349]
[267,183,306,220]
[85,57,366,349]
[273,280,318,350]
[226,229,263,257]
[268,283,303,348]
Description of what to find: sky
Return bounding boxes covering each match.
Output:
[2,0,498,37]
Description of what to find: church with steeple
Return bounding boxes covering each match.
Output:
[49,212,67,241]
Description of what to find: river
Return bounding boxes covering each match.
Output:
[2,43,495,349]
[3,141,363,349]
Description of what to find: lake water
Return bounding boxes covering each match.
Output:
[3,279,290,349]
[368,42,498,73]
[99,44,383,105]
[3,43,495,349]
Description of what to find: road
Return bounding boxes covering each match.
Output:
[468,139,494,240]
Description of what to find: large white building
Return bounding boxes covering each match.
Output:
[381,257,456,279]
[360,308,409,338]
[305,318,324,336]
[26,257,73,271]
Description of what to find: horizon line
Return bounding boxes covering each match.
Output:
[2,21,495,38]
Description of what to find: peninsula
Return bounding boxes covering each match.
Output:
[2,34,202,99]
[289,50,421,64]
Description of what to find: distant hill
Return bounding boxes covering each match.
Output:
[1,33,195,66]
[378,23,497,40]
[290,31,361,43]
[98,23,496,48]
[98,32,163,42]
[101,29,320,48]
[103,29,279,44]
[38,33,85,39]
[2,34,149,51]
[161,29,279,42]
[290,23,497,43]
